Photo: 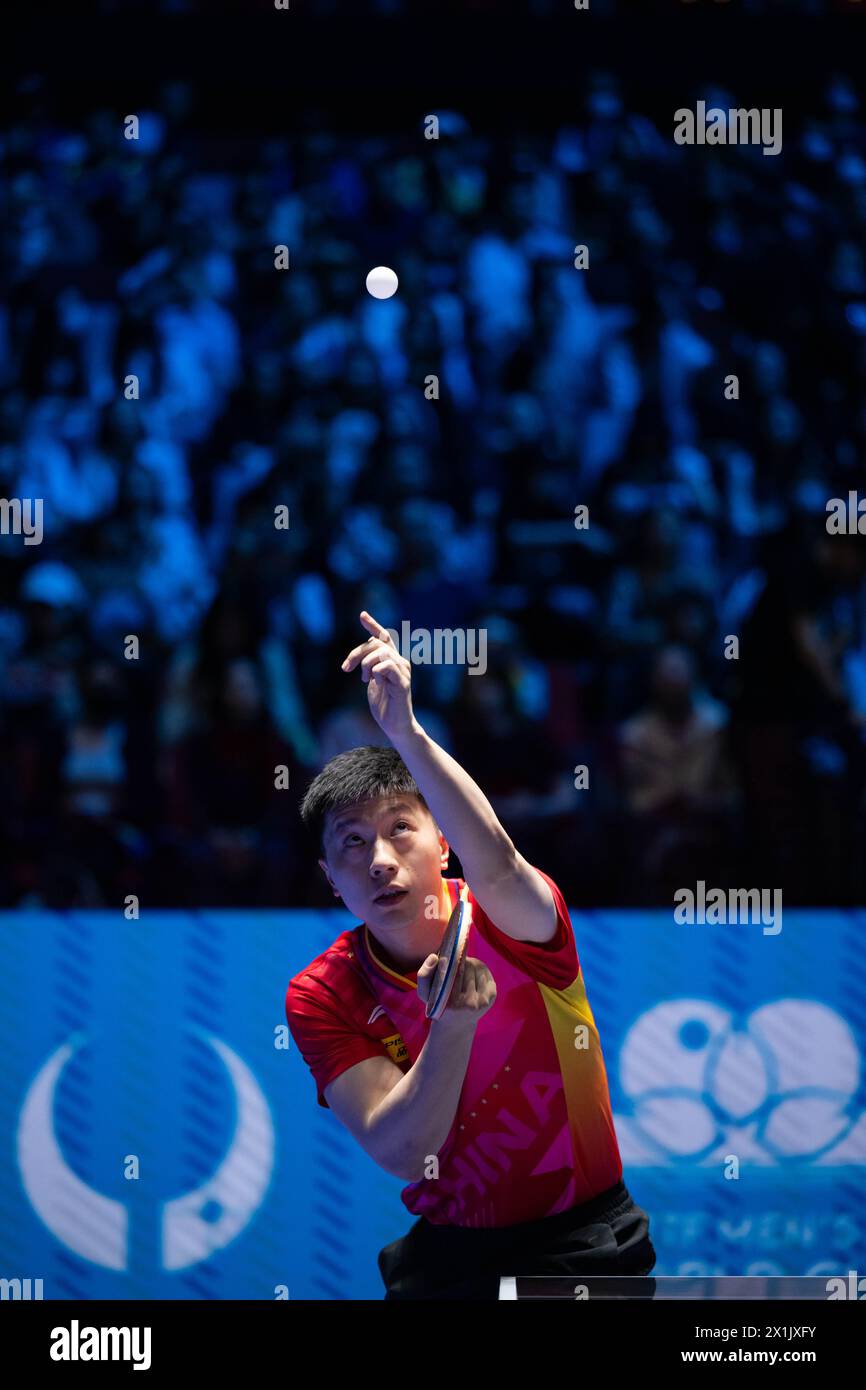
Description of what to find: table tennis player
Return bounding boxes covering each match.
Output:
[285,609,656,1300]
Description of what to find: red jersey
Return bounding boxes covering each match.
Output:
[285,867,623,1227]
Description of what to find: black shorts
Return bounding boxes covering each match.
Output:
[377,1179,656,1300]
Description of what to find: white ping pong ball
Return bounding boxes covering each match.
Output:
[366,265,399,299]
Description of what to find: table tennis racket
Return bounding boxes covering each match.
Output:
[425,890,472,1020]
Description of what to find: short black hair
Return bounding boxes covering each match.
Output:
[299,745,433,856]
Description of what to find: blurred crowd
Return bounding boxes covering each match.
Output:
[3,69,866,908]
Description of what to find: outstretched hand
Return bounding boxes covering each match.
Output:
[341,611,416,740]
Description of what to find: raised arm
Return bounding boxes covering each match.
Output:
[341,610,557,944]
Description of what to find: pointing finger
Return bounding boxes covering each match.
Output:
[360,611,392,642]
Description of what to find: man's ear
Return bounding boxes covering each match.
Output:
[319,857,341,899]
[437,831,450,872]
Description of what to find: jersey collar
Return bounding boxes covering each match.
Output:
[361,877,459,989]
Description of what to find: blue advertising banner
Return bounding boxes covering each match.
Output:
[1,907,863,1300]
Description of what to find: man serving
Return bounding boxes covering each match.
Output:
[286,610,655,1299]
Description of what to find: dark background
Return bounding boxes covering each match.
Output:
[3,3,866,908]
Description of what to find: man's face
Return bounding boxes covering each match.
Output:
[319,794,449,935]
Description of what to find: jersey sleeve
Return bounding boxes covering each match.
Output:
[285,975,387,1109]
[469,865,579,988]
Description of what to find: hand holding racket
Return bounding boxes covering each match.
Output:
[417,895,496,1025]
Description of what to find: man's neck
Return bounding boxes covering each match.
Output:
[365,882,451,974]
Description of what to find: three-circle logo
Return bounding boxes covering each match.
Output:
[614,999,866,1165]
